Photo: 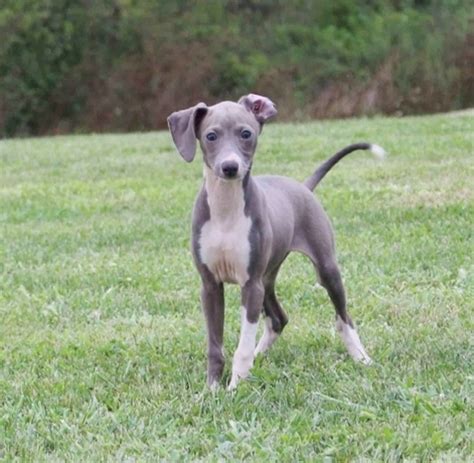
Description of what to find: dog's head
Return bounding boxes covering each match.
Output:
[167,94,277,180]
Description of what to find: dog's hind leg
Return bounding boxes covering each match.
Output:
[315,259,371,364]
[297,216,372,364]
[255,279,288,356]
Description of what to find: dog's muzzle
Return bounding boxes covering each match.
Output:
[221,161,239,179]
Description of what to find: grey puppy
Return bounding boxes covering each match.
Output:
[168,94,383,390]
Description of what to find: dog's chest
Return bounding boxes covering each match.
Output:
[199,186,252,286]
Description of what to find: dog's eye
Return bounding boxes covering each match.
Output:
[206,132,217,141]
[241,130,252,139]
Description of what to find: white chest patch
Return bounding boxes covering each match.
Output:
[199,170,252,286]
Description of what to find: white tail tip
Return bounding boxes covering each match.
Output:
[370,144,386,160]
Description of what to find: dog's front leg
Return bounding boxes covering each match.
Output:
[228,279,264,390]
[201,277,225,390]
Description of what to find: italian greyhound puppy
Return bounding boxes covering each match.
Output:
[167,94,383,390]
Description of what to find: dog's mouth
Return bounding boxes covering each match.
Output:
[216,173,244,182]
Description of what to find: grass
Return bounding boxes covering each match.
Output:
[1,111,473,461]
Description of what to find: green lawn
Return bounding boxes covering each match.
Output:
[1,111,473,461]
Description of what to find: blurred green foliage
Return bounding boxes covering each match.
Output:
[0,0,472,136]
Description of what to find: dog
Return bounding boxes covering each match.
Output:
[167,94,384,390]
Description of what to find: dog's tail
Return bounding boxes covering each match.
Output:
[304,143,386,191]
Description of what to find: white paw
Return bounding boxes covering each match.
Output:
[352,348,372,365]
[228,354,253,391]
[336,316,372,365]
[254,317,279,356]
[227,376,239,391]
[209,380,220,392]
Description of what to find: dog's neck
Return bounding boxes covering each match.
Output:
[204,166,249,224]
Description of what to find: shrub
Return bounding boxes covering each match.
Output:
[0,0,472,136]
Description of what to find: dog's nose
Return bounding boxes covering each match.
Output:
[221,161,239,178]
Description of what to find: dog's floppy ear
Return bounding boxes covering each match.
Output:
[167,103,208,162]
[238,93,277,124]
